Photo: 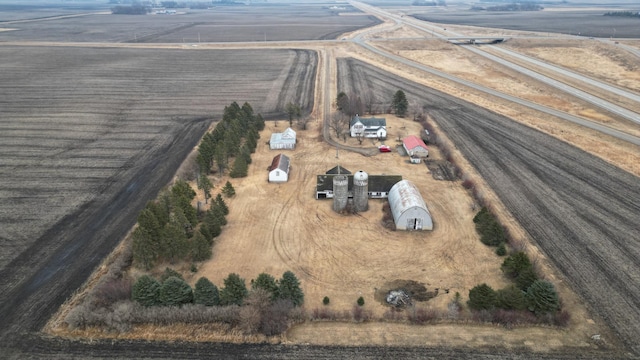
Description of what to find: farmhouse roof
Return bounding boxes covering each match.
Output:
[350,115,386,128]
[403,135,428,150]
[269,153,290,173]
[326,165,351,175]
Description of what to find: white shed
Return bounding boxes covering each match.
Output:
[388,180,432,230]
[270,127,296,150]
[268,154,290,183]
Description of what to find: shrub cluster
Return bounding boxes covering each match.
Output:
[466,252,564,325]
[68,270,305,337]
[473,207,507,248]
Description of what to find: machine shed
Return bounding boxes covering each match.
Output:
[388,180,433,230]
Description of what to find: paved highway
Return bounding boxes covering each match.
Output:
[351,1,640,128]
[348,2,640,146]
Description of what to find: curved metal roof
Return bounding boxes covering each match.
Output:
[388,180,430,222]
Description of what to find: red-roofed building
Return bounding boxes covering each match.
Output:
[268,154,291,183]
[402,135,429,157]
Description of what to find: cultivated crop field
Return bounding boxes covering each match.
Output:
[336,58,640,354]
[0,46,316,342]
[0,4,380,43]
[411,9,640,39]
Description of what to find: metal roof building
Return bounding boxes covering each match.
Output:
[388,180,433,230]
[270,127,296,150]
[403,135,429,157]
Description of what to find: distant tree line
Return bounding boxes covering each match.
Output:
[471,3,543,11]
[412,0,447,6]
[111,4,151,14]
[604,11,640,18]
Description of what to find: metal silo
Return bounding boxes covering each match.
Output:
[333,175,348,212]
[353,170,369,212]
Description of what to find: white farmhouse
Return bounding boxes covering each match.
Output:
[268,154,290,183]
[350,115,387,139]
[270,127,296,150]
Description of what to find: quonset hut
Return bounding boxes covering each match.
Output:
[388,180,433,230]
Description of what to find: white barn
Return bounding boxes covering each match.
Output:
[403,135,429,157]
[388,180,433,230]
[268,154,290,183]
[270,127,296,150]
[350,115,387,139]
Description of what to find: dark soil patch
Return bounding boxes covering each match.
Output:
[375,279,438,306]
[425,160,459,181]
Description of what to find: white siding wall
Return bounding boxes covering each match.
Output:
[269,169,288,183]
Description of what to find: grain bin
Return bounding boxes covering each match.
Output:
[353,170,369,212]
[332,175,348,212]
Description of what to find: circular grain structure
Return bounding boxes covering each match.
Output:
[388,180,433,230]
[332,175,348,212]
[353,170,369,212]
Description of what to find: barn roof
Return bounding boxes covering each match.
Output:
[269,153,290,173]
[316,174,402,192]
[326,165,351,175]
[403,135,428,151]
[350,115,386,128]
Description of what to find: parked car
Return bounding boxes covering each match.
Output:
[379,145,391,152]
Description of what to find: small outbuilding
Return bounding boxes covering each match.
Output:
[268,154,290,183]
[270,127,296,150]
[388,180,433,230]
[403,135,429,157]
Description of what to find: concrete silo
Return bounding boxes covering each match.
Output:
[353,170,369,212]
[332,175,348,212]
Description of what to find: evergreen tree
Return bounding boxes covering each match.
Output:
[197,174,213,204]
[467,283,497,311]
[194,277,220,306]
[501,252,534,279]
[159,276,193,306]
[495,285,527,310]
[219,273,248,306]
[160,267,184,282]
[132,227,159,270]
[137,208,162,241]
[190,230,212,261]
[285,102,301,127]
[215,194,229,215]
[132,275,161,307]
[161,215,189,263]
[252,273,278,300]
[515,266,538,291]
[255,114,265,131]
[278,271,304,307]
[222,181,235,197]
[214,144,228,174]
[229,154,248,178]
[526,280,559,314]
[392,90,409,117]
